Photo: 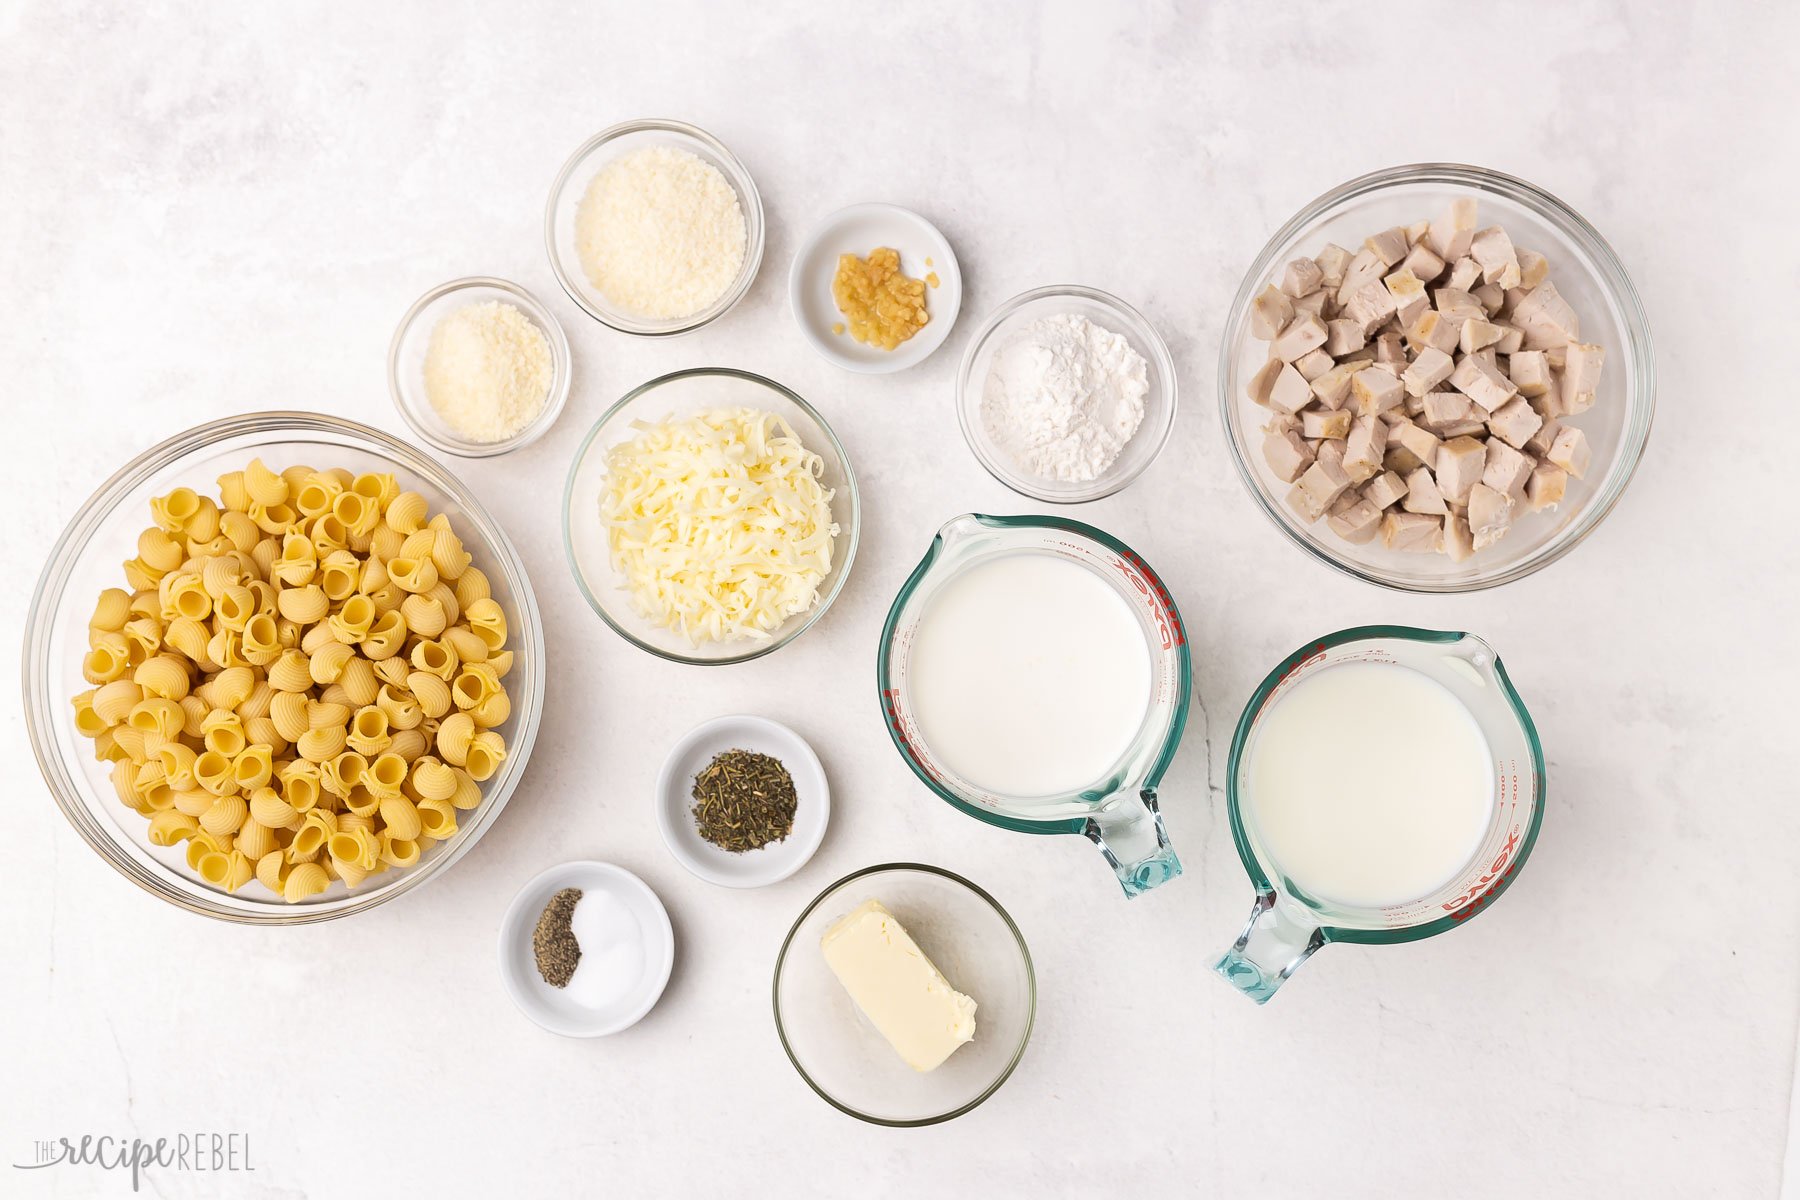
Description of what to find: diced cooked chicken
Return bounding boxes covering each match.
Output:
[1364,226,1409,267]
[1486,396,1544,451]
[1327,497,1382,544]
[1384,268,1429,326]
[1404,309,1460,355]
[1470,226,1522,289]
[1524,415,1563,458]
[1295,347,1336,381]
[1435,435,1487,504]
[1445,256,1482,291]
[1459,319,1502,354]
[1545,425,1591,479]
[1443,511,1475,562]
[1516,248,1549,289]
[1251,284,1294,340]
[1361,470,1409,510]
[1382,510,1442,552]
[1263,428,1316,482]
[1293,289,1331,318]
[1297,450,1353,511]
[1399,243,1445,283]
[1268,363,1315,413]
[1309,362,1359,410]
[1421,390,1473,430]
[1448,353,1518,411]
[1344,281,1399,335]
[1351,367,1405,416]
[1374,331,1406,367]
[1403,347,1455,397]
[1433,287,1486,323]
[1342,414,1389,482]
[1287,481,1330,521]
[1302,408,1352,439]
[1390,418,1443,464]
[1315,243,1352,289]
[1526,462,1567,511]
[1271,312,1329,362]
[1281,257,1324,298]
[1561,342,1604,415]
[1384,446,1426,476]
[1426,197,1479,261]
[1472,282,1506,316]
[1466,483,1514,549]
[1336,248,1388,305]
[1492,322,1524,354]
[1509,349,1552,397]
[1481,439,1535,496]
[1246,358,1283,406]
[1402,466,1448,515]
[1325,319,1367,357]
[1512,281,1580,349]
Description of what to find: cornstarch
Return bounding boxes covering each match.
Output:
[980,313,1149,483]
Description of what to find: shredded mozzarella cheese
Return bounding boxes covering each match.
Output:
[600,408,839,645]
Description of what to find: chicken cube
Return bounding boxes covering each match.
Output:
[1512,281,1580,349]
[1344,281,1400,335]
[1364,226,1410,267]
[1352,367,1406,415]
[1524,415,1563,458]
[1526,462,1568,511]
[1421,389,1472,427]
[1263,429,1316,482]
[1281,257,1324,298]
[1250,284,1294,340]
[1297,452,1353,511]
[1302,408,1352,439]
[1293,289,1331,318]
[1445,256,1483,291]
[1336,248,1389,305]
[1470,226,1522,289]
[1448,352,1518,411]
[1426,197,1479,261]
[1509,349,1552,397]
[1245,358,1283,407]
[1286,481,1330,522]
[1390,418,1443,463]
[1545,425,1591,479]
[1435,435,1487,503]
[1486,396,1544,451]
[1384,267,1430,326]
[1403,347,1455,397]
[1516,248,1550,289]
[1295,347,1336,382]
[1472,283,1506,316]
[1361,470,1410,510]
[1492,322,1525,354]
[1466,483,1514,549]
[1459,319,1502,355]
[1271,312,1328,362]
[1309,362,1359,410]
[1315,243,1352,289]
[1443,512,1476,562]
[1404,309,1461,355]
[1402,466,1448,515]
[1481,439,1536,496]
[1433,288,1487,323]
[1327,498,1383,544]
[1562,342,1605,414]
[1343,415,1389,482]
[1383,510,1443,553]
[1325,319,1367,357]
[1268,363,1315,413]
[1374,331,1406,367]
[1400,243,1446,284]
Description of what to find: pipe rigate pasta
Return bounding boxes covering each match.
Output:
[69,460,516,902]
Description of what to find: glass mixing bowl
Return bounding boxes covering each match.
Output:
[773,864,1035,1126]
[544,118,765,337]
[1219,163,1655,592]
[562,367,860,666]
[22,412,546,924]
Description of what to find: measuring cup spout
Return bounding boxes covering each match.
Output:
[1083,789,1182,898]
[1212,891,1325,1003]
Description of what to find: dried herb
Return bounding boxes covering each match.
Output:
[532,887,583,987]
[691,749,797,853]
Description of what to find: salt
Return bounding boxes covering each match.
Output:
[562,889,646,1011]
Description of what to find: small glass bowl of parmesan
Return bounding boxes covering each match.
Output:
[562,368,860,666]
[388,276,572,458]
[545,119,766,338]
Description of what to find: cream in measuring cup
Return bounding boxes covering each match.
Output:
[908,553,1151,796]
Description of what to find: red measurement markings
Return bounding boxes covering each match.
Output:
[1109,551,1185,651]
[882,688,945,786]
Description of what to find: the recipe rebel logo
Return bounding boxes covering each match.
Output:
[12,1131,255,1192]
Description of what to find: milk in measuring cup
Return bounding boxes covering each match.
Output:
[1245,662,1493,908]
[908,553,1151,797]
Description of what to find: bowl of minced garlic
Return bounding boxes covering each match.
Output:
[388,276,571,457]
[788,203,962,374]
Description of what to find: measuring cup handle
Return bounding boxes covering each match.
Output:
[1212,891,1325,1004]
[1083,789,1183,898]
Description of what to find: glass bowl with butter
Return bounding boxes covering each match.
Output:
[772,863,1035,1126]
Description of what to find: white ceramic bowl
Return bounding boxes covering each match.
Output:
[655,715,829,888]
[955,285,1178,503]
[497,861,675,1037]
[788,203,962,373]
[388,276,572,457]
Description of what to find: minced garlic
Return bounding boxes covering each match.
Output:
[422,301,552,443]
[832,247,929,350]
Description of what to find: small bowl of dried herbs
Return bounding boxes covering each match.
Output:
[655,715,830,888]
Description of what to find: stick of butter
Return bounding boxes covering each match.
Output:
[820,899,977,1072]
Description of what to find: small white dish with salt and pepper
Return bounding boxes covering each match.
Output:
[498,860,675,1037]
[655,714,830,888]
[788,202,962,374]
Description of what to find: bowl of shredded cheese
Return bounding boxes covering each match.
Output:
[563,368,859,665]
[545,119,766,338]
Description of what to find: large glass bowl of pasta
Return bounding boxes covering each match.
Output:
[563,367,859,665]
[22,411,545,924]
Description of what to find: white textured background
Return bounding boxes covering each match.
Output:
[3,2,1795,1196]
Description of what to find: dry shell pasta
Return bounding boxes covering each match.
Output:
[69,458,515,902]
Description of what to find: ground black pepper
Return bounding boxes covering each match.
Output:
[532,887,583,987]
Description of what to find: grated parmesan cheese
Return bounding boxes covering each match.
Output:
[422,301,552,443]
[599,408,838,645]
[575,145,747,320]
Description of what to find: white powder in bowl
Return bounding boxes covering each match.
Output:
[980,312,1149,483]
[575,144,747,321]
[422,301,553,444]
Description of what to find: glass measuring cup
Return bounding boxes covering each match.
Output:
[1214,626,1545,1002]
[878,514,1192,898]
